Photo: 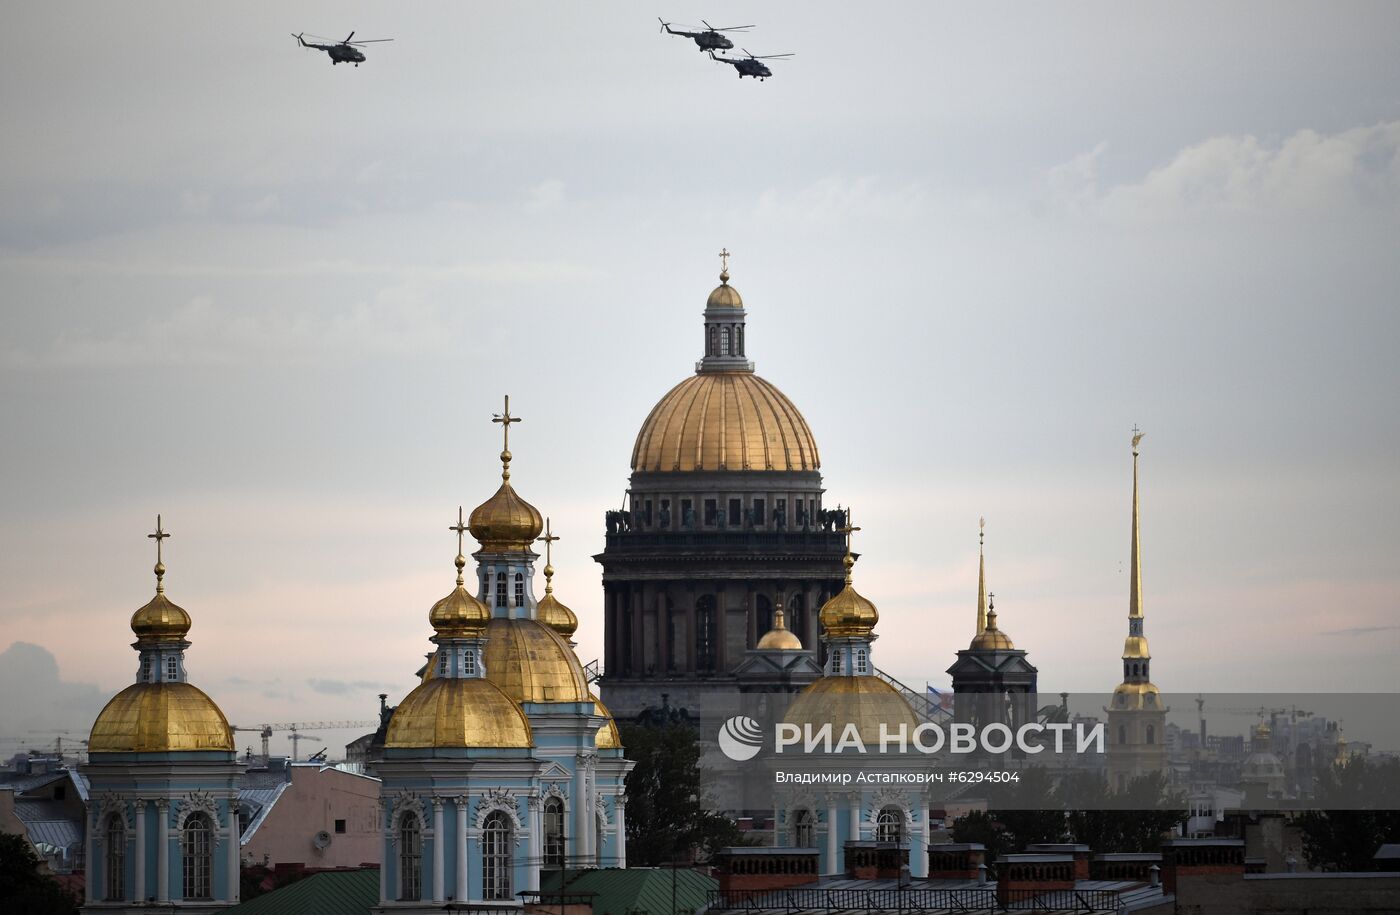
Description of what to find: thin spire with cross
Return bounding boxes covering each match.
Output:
[449,507,468,585]
[1132,423,1144,453]
[148,514,170,593]
[836,511,861,583]
[537,518,560,593]
[718,247,731,281]
[492,395,522,479]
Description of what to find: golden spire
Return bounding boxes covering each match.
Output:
[148,514,170,594]
[819,510,878,639]
[718,247,731,284]
[492,394,522,482]
[449,507,468,586]
[976,516,987,635]
[538,517,560,595]
[1130,426,1145,619]
[837,511,862,585]
[535,517,578,638]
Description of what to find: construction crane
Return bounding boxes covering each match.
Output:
[230,721,377,761]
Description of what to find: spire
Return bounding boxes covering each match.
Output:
[148,514,170,594]
[450,507,468,587]
[718,247,731,284]
[492,394,522,483]
[838,511,862,586]
[1130,427,1144,619]
[538,517,560,596]
[130,515,192,643]
[699,248,752,373]
[976,517,987,635]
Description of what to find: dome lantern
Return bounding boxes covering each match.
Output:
[698,248,755,375]
[468,395,544,554]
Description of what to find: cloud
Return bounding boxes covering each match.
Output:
[753,176,930,230]
[525,179,565,213]
[0,642,108,742]
[1049,121,1400,219]
[1319,624,1400,637]
[307,678,393,696]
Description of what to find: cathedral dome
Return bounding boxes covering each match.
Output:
[386,677,532,749]
[783,676,919,747]
[468,479,544,553]
[429,552,491,638]
[130,592,192,642]
[483,617,591,703]
[1110,680,1162,710]
[707,274,743,309]
[756,606,803,650]
[536,592,578,639]
[818,556,878,638]
[592,693,622,750]
[632,373,820,473]
[89,682,233,753]
[969,607,1015,651]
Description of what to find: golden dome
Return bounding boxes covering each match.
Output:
[89,683,233,753]
[429,555,490,638]
[468,478,544,553]
[819,557,878,639]
[1110,680,1162,710]
[386,677,532,749]
[707,274,743,309]
[631,372,820,472]
[536,592,578,639]
[757,607,803,651]
[483,617,591,704]
[969,607,1015,651]
[1121,635,1150,659]
[593,693,622,750]
[130,592,192,642]
[784,676,919,747]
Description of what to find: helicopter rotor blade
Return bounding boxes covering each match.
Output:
[347,39,394,44]
[658,17,669,33]
[752,53,794,60]
[345,32,355,43]
[706,23,756,32]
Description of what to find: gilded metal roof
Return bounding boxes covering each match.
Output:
[631,372,820,472]
[783,676,919,747]
[384,677,532,749]
[88,682,233,753]
[130,592,192,642]
[482,617,591,704]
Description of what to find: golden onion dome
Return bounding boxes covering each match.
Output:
[468,478,544,553]
[592,693,623,750]
[818,556,879,639]
[483,617,591,704]
[385,677,532,749]
[1110,680,1162,710]
[783,676,919,747]
[536,592,578,639]
[756,607,804,651]
[89,683,233,753]
[707,272,743,309]
[631,372,820,473]
[130,592,192,643]
[429,555,490,638]
[969,607,1015,651]
[1122,635,1151,659]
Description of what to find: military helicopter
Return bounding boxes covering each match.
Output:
[709,49,794,81]
[657,18,754,52]
[292,32,393,66]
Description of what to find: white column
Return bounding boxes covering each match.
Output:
[227,803,241,902]
[156,799,170,903]
[379,798,390,904]
[133,798,147,902]
[525,798,541,893]
[573,761,589,868]
[915,802,930,878]
[615,798,627,869]
[84,809,96,904]
[848,796,861,842]
[455,797,469,903]
[826,804,839,875]
[431,798,445,903]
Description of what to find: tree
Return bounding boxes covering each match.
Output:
[619,720,746,865]
[989,766,1067,849]
[950,809,1009,862]
[1058,770,1183,853]
[0,833,79,915]
[1296,756,1400,872]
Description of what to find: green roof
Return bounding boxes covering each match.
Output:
[227,868,379,915]
[539,867,717,915]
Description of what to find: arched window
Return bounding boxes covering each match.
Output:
[495,572,507,608]
[514,572,524,608]
[856,648,868,673]
[543,798,565,868]
[398,814,422,901]
[141,657,152,682]
[182,812,213,900]
[166,657,179,680]
[1146,724,1156,745]
[793,809,814,849]
[1118,725,1127,746]
[876,806,904,843]
[463,648,477,676]
[832,650,842,674]
[735,325,744,355]
[789,594,805,642]
[104,813,125,901]
[482,811,512,901]
[709,326,718,356]
[720,326,731,355]
[755,595,773,643]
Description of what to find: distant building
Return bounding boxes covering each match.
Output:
[238,761,380,871]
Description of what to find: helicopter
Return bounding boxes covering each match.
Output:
[657,18,754,52]
[709,49,794,81]
[292,32,393,67]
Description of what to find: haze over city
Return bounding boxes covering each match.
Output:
[2,2,1398,757]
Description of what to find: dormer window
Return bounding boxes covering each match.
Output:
[166,657,179,680]
[142,657,153,682]
[463,650,477,675]
[495,572,507,608]
[856,648,868,673]
[514,573,524,607]
[832,651,842,674]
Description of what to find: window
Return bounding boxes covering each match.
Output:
[105,813,125,901]
[1118,725,1127,746]
[438,652,448,676]
[543,797,565,868]
[681,499,693,528]
[720,326,730,355]
[789,594,804,641]
[709,326,718,356]
[876,806,903,843]
[482,811,512,900]
[856,648,868,673]
[696,596,716,671]
[166,657,179,680]
[514,572,524,607]
[141,657,153,682]
[481,572,490,599]
[53,785,65,801]
[182,813,213,900]
[1147,725,1156,745]
[495,572,507,608]
[728,498,741,526]
[660,499,671,529]
[753,498,765,526]
[334,819,346,834]
[775,499,787,528]
[398,814,422,900]
[794,809,814,849]
[644,499,653,525]
[735,325,744,355]
[463,649,477,676]
[704,499,718,526]
[832,651,842,674]
[755,595,773,642]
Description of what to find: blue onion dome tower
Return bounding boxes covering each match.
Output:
[83,517,242,911]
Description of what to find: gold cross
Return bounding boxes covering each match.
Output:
[718,248,730,274]
[836,511,861,559]
[537,517,560,567]
[1131,423,1145,452]
[148,514,170,591]
[492,395,522,453]
[449,506,468,556]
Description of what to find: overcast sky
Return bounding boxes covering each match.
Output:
[2,2,1398,758]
